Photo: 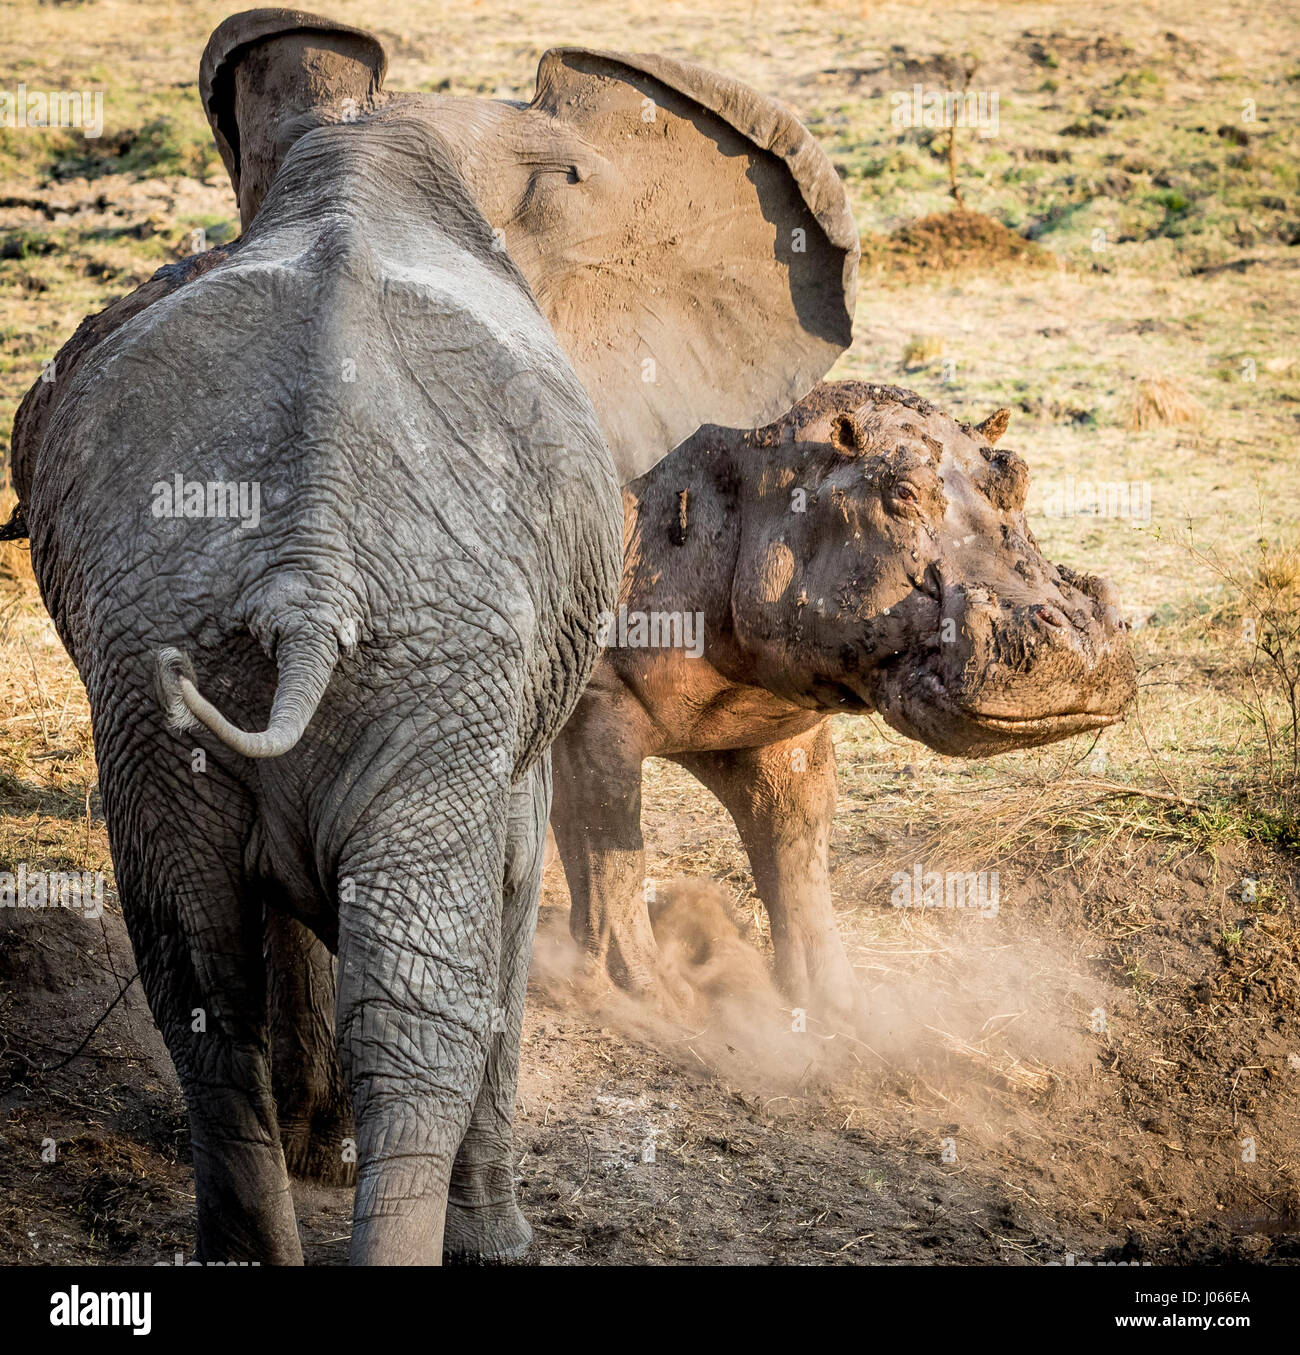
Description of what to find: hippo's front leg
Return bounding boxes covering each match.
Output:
[551,678,664,996]
[675,720,861,1021]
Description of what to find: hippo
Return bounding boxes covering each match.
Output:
[550,381,1136,1016]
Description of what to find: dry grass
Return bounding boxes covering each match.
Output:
[0,487,105,882]
[1181,532,1300,820]
[1124,375,1208,431]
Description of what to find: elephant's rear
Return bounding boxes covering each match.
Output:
[9,6,861,1264]
[45,191,612,728]
[20,180,620,1265]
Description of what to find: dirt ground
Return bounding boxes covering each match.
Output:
[2,800,1297,1266]
[2,0,1299,1266]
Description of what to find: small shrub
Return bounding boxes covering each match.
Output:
[902,335,945,369]
[1191,536,1300,838]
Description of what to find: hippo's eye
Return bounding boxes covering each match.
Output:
[895,485,919,504]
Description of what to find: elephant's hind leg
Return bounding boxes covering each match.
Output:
[444,755,549,1263]
[337,762,515,1266]
[551,685,660,994]
[266,909,354,1186]
[101,722,302,1263]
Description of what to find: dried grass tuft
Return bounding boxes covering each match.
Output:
[1125,375,1207,432]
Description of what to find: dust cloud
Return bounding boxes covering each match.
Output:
[531,872,1100,1107]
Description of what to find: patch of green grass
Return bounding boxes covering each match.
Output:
[48,116,217,182]
[178,214,237,245]
[0,93,217,186]
[0,229,58,260]
[1109,68,1166,98]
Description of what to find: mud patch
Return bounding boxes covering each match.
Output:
[860,208,1053,279]
[1018,31,1137,69]
[797,44,1033,98]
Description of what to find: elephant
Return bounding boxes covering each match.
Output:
[4,8,857,1264]
[550,381,1136,1017]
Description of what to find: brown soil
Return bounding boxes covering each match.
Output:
[1,793,1296,1266]
[860,209,1053,280]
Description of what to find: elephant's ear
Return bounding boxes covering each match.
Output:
[200,8,387,226]
[507,48,859,480]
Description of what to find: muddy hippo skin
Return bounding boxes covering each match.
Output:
[550,381,1136,1015]
[5,11,857,1262]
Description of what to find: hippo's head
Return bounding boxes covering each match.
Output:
[728,382,1136,756]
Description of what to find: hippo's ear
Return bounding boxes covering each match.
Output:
[976,408,1011,445]
[829,412,865,455]
[200,10,387,226]
[454,49,859,481]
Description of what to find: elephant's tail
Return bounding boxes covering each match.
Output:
[155,627,338,759]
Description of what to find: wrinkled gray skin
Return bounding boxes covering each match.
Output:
[552,381,1137,1017]
[7,9,856,1264]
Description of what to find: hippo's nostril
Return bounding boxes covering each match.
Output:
[913,561,943,602]
[1034,604,1069,631]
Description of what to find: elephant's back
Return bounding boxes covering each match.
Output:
[30,220,621,761]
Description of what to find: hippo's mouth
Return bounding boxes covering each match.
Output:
[864,647,1130,753]
[956,707,1127,737]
